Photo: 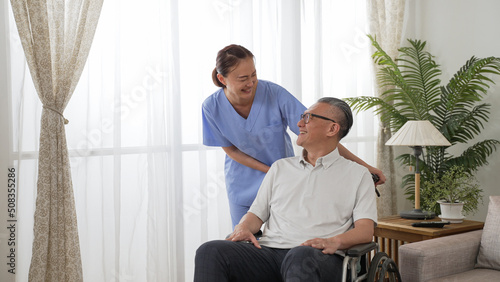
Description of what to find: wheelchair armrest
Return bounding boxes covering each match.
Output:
[345,242,378,257]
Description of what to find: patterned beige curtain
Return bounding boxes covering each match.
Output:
[367,0,406,218]
[9,1,103,281]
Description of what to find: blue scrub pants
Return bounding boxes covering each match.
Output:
[194,240,344,282]
[229,201,251,228]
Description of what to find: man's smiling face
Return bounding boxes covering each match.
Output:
[296,102,338,149]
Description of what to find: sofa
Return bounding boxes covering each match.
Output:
[398,196,500,282]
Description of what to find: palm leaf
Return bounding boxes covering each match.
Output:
[398,39,442,111]
[348,35,500,208]
[444,140,500,173]
[439,103,491,144]
[346,96,408,131]
[434,56,500,128]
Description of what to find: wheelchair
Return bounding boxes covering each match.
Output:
[341,241,401,282]
[339,173,401,281]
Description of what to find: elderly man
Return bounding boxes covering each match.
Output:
[194,97,378,282]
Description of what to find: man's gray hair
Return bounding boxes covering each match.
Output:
[317,97,353,139]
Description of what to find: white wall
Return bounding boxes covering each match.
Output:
[396,0,500,221]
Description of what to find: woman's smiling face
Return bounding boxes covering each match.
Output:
[217,57,258,103]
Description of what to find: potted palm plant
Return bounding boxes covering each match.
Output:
[346,35,500,210]
[421,165,483,222]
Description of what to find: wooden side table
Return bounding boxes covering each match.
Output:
[374,215,484,265]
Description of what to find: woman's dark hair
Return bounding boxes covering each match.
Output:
[212,44,254,88]
[317,97,353,139]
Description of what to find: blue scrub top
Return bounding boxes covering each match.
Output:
[202,80,306,206]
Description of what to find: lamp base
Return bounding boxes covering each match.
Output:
[400,209,435,220]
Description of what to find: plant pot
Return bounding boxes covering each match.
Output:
[438,200,464,223]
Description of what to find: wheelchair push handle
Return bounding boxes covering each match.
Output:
[371,173,381,197]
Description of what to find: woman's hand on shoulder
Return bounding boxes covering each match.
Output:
[368,167,386,185]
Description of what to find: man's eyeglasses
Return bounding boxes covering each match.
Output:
[300,113,336,124]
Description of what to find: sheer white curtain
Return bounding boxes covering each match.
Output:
[7,0,377,281]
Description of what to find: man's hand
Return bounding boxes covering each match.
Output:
[226,223,261,249]
[301,237,341,255]
[302,219,374,254]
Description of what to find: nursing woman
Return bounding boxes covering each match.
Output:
[202,44,385,228]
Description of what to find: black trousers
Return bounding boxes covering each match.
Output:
[194,240,343,282]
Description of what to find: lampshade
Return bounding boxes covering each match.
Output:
[385,120,451,147]
[385,120,451,219]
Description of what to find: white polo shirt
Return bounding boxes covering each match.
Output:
[248,148,378,249]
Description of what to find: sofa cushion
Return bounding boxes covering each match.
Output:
[428,268,499,282]
[399,230,482,282]
[476,196,500,270]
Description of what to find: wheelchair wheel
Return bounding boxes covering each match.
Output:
[366,252,402,282]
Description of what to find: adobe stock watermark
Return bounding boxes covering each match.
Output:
[69,65,168,168]
[184,170,226,222]
[236,122,283,157]
[340,26,371,63]
[108,270,135,282]
[212,0,242,20]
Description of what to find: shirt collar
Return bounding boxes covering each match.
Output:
[299,147,340,168]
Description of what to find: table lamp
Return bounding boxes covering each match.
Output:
[386,120,451,219]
